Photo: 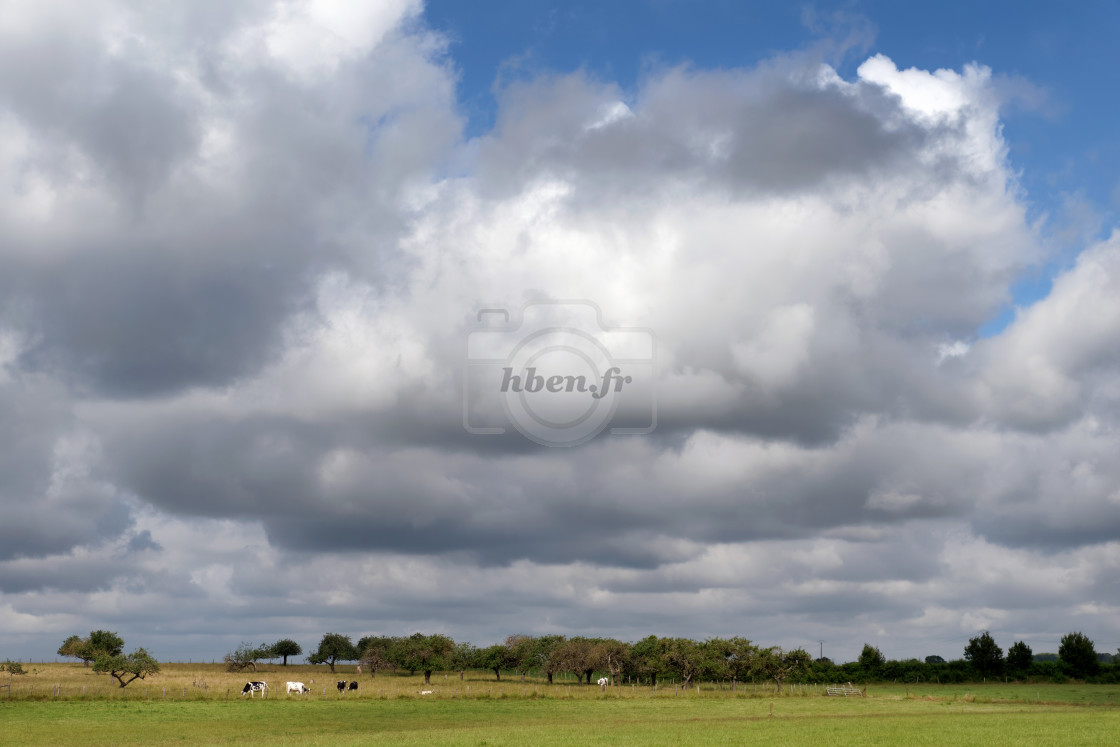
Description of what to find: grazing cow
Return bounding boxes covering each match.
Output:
[286,682,310,695]
[241,681,268,697]
[348,681,358,692]
[337,680,347,693]
[420,690,433,695]
[597,677,609,687]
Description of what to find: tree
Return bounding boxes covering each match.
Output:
[390,633,455,685]
[964,632,1003,678]
[357,636,397,678]
[224,642,272,673]
[89,630,124,659]
[308,633,357,674]
[479,643,518,681]
[753,646,811,692]
[58,635,92,666]
[450,641,478,681]
[858,644,885,674]
[1006,641,1032,676]
[534,635,566,685]
[600,638,631,686]
[719,637,758,686]
[60,630,123,669]
[505,634,537,682]
[554,637,605,685]
[630,635,666,687]
[1059,632,1099,679]
[93,648,160,688]
[924,655,945,665]
[270,639,302,666]
[661,637,705,688]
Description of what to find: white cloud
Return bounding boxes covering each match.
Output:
[2,2,1120,664]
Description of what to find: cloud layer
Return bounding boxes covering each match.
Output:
[2,1,1119,663]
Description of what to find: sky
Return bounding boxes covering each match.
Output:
[2,0,1120,666]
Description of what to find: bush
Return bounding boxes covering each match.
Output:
[0,660,26,674]
[224,642,272,673]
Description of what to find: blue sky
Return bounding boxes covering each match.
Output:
[425,0,1120,332]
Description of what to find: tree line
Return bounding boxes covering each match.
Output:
[280,632,808,689]
[216,629,1120,688]
[56,628,1118,689]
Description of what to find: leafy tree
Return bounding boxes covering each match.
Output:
[88,630,124,659]
[600,638,631,686]
[858,644,885,674]
[555,637,605,685]
[58,635,92,666]
[964,632,1003,678]
[505,634,537,682]
[93,648,160,688]
[450,641,478,681]
[357,636,397,677]
[534,635,566,684]
[629,635,667,687]
[308,633,357,674]
[478,644,516,681]
[391,633,455,685]
[925,655,945,664]
[721,637,759,685]
[270,639,302,666]
[1006,641,1033,676]
[60,630,123,669]
[661,637,706,688]
[224,642,272,673]
[753,646,811,692]
[1059,632,1099,679]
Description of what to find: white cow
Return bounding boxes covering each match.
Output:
[597,677,609,686]
[286,681,310,694]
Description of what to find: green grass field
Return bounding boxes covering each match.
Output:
[4,664,1119,745]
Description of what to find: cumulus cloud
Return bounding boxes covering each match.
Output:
[1,2,1118,663]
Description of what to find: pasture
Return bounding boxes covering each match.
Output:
[3,663,1119,745]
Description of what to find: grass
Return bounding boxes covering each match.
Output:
[3,664,1120,745]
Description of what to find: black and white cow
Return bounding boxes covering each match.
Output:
[348,681,358,692]
[286,681,310,694]
[241,681,268,697]
[336,680,347,693]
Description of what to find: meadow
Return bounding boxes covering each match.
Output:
[3,662,1120,745]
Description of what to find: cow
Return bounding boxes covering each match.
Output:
[597,677,609,686]
[348,681,358,692]
[241,681,268,697]
[336,680,347,693]
[420,690,433,695]
[286,681,310,695]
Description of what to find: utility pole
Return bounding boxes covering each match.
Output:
[819,641,824,661]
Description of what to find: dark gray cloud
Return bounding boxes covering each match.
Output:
[476,67,944,202]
